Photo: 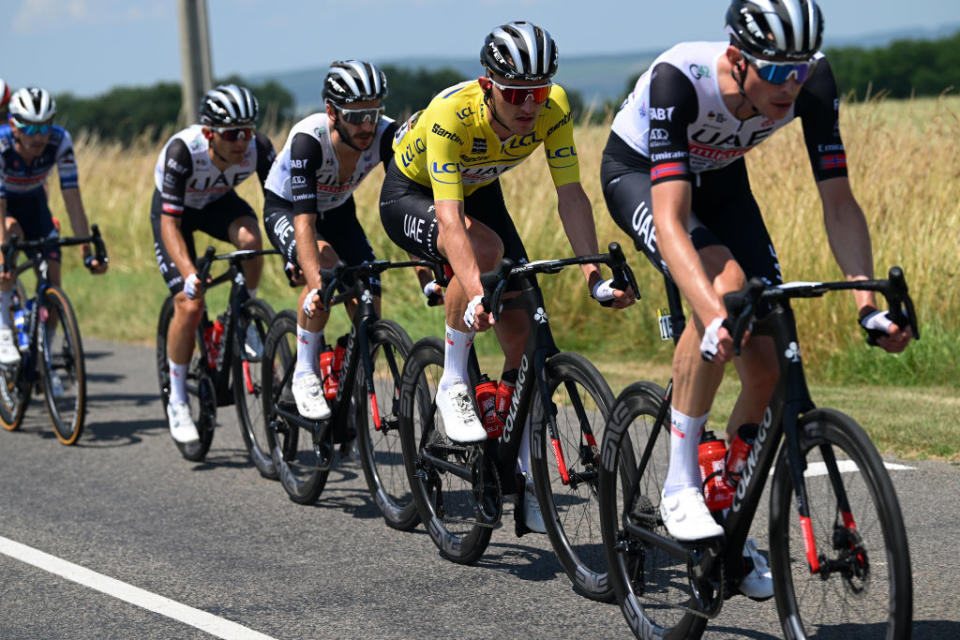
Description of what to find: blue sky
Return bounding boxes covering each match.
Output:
[5,0,960,97]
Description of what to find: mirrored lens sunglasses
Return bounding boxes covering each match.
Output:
[490,79,551,105]
[213,127,253,141]
[742,51,818,85]
[336,105,385,125]
[12,120,52,135]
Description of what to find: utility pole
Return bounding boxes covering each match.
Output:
[178,0,214,126]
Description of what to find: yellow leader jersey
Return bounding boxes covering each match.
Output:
[392,80,580,201]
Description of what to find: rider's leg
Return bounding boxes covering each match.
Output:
[725,336,778,441]
[168,291,204,404]
[227,215,263,295]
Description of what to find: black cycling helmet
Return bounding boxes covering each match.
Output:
[322,60,388,105]
[726,0,823,62]
[481,21,558,81]
[199,84,259,126]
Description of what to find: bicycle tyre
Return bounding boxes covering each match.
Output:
[530,351,616,601]
[156,296,216,461]
[399,336,492,564]
[768,408,913,640]
[0,281,32,431]
[261,310,330,504]
[232,297,276,478]
[39,286,87,445]
[598,381,707,640]
[355,319,420,531]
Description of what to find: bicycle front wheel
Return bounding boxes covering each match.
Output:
[598,381,707,640]
[530,352,616,601]
[0,281,31,431]
[355,319,419,531]
[232,297,276,478]
[769,408,912,640]
[40,286,86,445]
[261,310,331,504]
[399,337,492,564]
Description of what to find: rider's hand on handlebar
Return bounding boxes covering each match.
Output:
[423,280,445,306]
[463,294,494,331]
[859,308,912,354]
[591,279,636,309]
[302,287,321,318]
[700,317,738,364]
[183,273,202,300]
[84,255,108,274]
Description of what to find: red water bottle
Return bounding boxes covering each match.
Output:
[319,348,337,399]
[494,370,517,428]
[698,431,735,512]
[725,423,758,486]
[204,319,224,369]
[474,375,500,439]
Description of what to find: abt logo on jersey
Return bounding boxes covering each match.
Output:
[649,106,676,122]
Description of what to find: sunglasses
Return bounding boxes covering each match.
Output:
[12,119,52,136]
[742,51,818,85]
[335,105,384,125]
[213,127,253,142]
[489,79,551,105]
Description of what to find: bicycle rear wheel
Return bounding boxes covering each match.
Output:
[355,319,419,531]
[155,296,216,461]
[530,352,616,601]
[399,337,492,564]
[39,286,86,445]
[262,310,331,504]
[769,408,912,640]
[598,381,707,640]
[232,297,276,478]
[0,281,31,431]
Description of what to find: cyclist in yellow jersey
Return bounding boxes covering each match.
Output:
[380,21,634,531]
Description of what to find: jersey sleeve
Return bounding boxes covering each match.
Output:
[424,108,468,201]
[159,139,193,216]
[541,85,581,187]
[795,59,849,182]
[648,62,699,185]
[290,132,323,216]
[254,132,276,187]
[55,129,79,191]
[380,120,398,170]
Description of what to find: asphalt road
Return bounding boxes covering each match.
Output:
[0,338,957,640]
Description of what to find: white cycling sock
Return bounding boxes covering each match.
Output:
[439,324,474,390]
[663,407,709,497]
[294,326,321,379]
[0,290,12,329]
[168,360,189,405]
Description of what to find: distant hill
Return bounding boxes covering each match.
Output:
[254,23,960,115]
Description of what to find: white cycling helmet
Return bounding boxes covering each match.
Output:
[9,87,56,123]
[199,84,259,126]
[322,60,388,105]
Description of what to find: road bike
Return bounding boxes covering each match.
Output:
[155,247,277,462]
[598,268,918,639]
[399,243,637,601]
[0,226,108,445]
[261,258,434,530]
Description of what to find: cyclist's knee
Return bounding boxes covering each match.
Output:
[174,292,204,318]
[317,243,340,269]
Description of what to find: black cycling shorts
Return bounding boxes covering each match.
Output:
[379,159,529,270]
[5,189,61,262]
[601,132,782,289]
[263,190,380,296]
[150,189,257,295]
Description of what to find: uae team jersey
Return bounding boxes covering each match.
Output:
[393,80,581,201]
[0,124,78,198]
[264,112,396,214]
[153,125,275,215]
[611,41,847,185]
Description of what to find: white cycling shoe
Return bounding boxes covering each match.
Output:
[521,479,546,534]
[659,487,724,541]
[244,323,263,360]
[291,373,332,420]
[435,381,487,443]
[738,538,774,600]
[167,402,200,444]
[0,328,22,366]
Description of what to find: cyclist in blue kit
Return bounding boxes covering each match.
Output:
[601,0,912,599]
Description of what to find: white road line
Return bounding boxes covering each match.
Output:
[802,460,915,477]
[0,536,277,640]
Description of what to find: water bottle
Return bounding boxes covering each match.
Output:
[698,431,735,512]
[474,374,499,439]
[203,318,224,369]
[319,348,337,400]
[494,372,517,433]
[725,423,759,486]
[13,308,28,352]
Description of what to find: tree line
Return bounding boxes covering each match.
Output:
[48,30,958,143]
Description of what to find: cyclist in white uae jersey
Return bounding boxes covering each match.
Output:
[601,0,912,600]
[262,60,434,421]
[152,84,276,444]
